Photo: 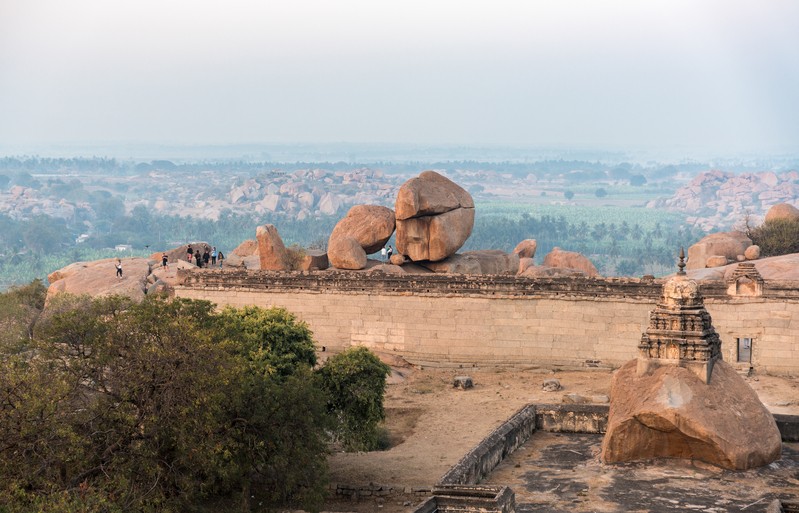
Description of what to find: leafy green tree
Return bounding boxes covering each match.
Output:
[594,188,608,198]
[563,190,574,200]
[317,346,391,451]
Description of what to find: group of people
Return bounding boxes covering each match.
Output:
[157,244,225,270]
[183,244,224,269]
[380,244,394,262]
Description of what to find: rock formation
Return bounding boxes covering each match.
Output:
[327,205,395,269]
[300,250,329,271]
[328,236,367,270]
[601,259,782,470]
[47,257,152,303]
[513,239,537,259]
[395,171,475,262]
[256,224,290,271]
[542,247,599,277]
[686,231,751,270]
[764,202,799,223]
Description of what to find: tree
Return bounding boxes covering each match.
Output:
[317,346,391,451]
[629,174,647,186]
[0,295,346,513]
[594,188,608,198]
[563,190,575,200]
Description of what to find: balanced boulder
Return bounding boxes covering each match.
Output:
[329,205,395,255]
[395,171,474,262]
[513,239,538,259]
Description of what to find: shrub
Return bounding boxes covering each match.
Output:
[746,218,799,257]
[317,346,391,452]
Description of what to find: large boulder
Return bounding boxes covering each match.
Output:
[764,202,799,223]
[419,254,482,274]
[542,247,599,277]
[461,250,520,275]
[256,224,289,271]
[148,242,209,268]
[329,205,395,255]
[395,171,475,262]
[232,239,259,257]
[600,359,781,470]
[686,231,751,270]
[299,250,329,271]
[46,257,151,303]
[328,236,367,270]
[513,239,538,259]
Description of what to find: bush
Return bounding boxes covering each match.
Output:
[317,346,391,452]
[746,218,799,257]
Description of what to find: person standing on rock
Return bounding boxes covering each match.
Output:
[217,251,224,268]
[211,246,217,266]
[115,259,123,278]
[162,253,169,270]
[381,246,387,262]
[187,244,194,262]
[387,245,393,261]
[203,249,210,267]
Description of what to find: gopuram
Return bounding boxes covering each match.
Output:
[601,250,782,470]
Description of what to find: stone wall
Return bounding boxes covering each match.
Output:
[174,269,799,375]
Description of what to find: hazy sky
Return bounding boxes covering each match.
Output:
[1,0,798,154]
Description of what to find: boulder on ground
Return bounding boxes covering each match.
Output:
[513,239,538,259]
[705,255,729,268]
[764,202,799,223]
[389,253,408,266]
[46,257,151,303]
[299,250,329,271]
[461,250,520,275]
[395,171,475,262]
[328,236,367,270]
[148,242,209,268]
[744,245,761,260]
[686,231,751,270]
[542,247,599,277]
[519,265,588,278]
[419,254,482,274]
[600,359,781,470]
[329,205,395,255]
[256,224,290,271]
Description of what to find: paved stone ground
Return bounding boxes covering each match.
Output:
[483,432,799,513]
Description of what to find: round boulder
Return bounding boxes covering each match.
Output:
[329,205,395,255]
[686,231,751,270]
[328,235,367,270]
[765,203,799,223]
[705,255,729,268]
[744,245,761,260]
[513,239,538,259]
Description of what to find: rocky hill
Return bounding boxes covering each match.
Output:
[648,169,799,230]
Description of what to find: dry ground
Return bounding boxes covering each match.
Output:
[323,363,799,513]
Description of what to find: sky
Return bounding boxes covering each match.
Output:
[1,0,798,156]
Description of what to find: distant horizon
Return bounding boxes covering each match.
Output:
[2,1,797,158]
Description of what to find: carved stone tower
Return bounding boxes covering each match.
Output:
[637,248,722,384]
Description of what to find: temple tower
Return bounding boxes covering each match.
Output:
[636,249,721,384]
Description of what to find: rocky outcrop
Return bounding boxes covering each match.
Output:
[519,265,587,278]
[256,224,289,271]
[518,257,535,274]
[601,359,781,470]
[148,242,209,268]
[686,253,799,282]
[47,257,151,303]
[328,236,367,270]
[686,231,751,270]
[395,171,475,262]
[419,254,482,274]
[542,247,599,277]
[418,251,519,275]
[513,239,537,259]
[764,202,799,223]
[329,205,396,256]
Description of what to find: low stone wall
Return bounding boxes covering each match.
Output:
[174,269,799,375]
[535,404,609,433]
[330,482,431,500]
[438,405,537,486]
[413,485,516,513]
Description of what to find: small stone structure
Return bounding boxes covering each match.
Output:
[414,485,516,513]
[601,250,783,470]
[637,250,721,384]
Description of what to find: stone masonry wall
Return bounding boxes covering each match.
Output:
[174,269,799,375]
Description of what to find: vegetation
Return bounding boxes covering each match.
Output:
[0,291,389,512]
[746,217,799,257]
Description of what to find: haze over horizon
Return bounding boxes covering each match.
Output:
[1,0,798,158]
